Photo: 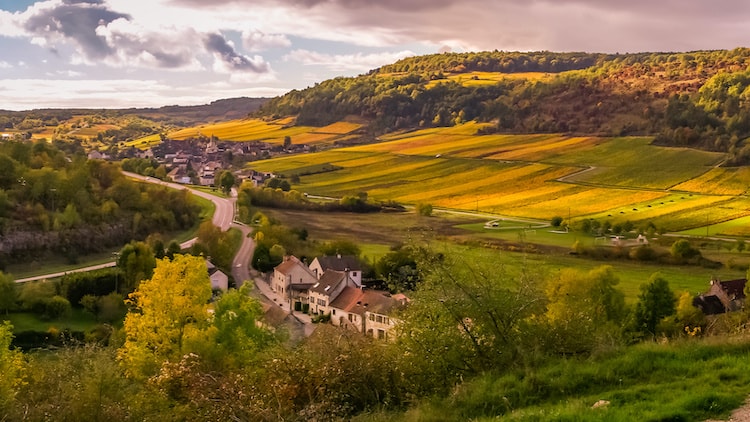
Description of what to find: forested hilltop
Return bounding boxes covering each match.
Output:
[258,49,750,163]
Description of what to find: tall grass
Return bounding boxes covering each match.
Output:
[356,338,750,422]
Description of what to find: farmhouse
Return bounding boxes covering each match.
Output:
[308,270,356,316]
[272,256,317,307]
[329,287,407,340]
[309,254,363,286]
[693,278,747,315]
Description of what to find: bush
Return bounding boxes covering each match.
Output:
[43,296,72,321]
[630,245,658,261]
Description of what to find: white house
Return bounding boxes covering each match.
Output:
[206,260,229,291]
[272,256,317,307]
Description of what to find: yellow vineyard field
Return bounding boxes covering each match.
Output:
[248,122,743,231]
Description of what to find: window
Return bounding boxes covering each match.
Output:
[377,329,385,339]
[352,272,357,277]
[369,314,375,321]
[376,315,383,323]
[332,309,336,315]
[348,314,353,322]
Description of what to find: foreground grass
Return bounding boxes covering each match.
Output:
[357,337,750,422]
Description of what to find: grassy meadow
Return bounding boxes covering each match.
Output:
[250,123,742,234]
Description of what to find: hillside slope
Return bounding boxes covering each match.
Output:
[257,49,750,162]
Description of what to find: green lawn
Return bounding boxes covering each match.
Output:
[3,308,99,333]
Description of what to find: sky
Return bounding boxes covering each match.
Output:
[0,0,748,111]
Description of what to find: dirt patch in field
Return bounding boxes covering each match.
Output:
[261,208,487,246]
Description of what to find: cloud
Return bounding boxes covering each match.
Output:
[94,18,203,69]
[242,30,291,51]
[284,49,415,72]
[22,1,130,59]
[0,77,287,110]
[204,33,271,74]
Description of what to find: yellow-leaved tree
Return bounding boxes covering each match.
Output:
[0,321,25,416]
[543,265,626,353]
[118,254,213,380]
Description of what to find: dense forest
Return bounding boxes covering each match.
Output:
[257,49,750,162]
[0,140,200,267]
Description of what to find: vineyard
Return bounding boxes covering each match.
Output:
[252,124,748,234]
[127,118,363,150]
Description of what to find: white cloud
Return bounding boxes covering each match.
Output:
[0,61,12,69]
[242,30,291,51]
[284,49,415,72]
[0,77,286,110]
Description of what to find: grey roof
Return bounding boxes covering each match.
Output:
[314,255,362,272]
[310,270,347,295]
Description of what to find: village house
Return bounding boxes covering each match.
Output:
[272,256,317,308]
[329,286,407,340]
[206,260,229,292]
[693,278,747,314]
[308,270,356,316]
[309,254,363,286]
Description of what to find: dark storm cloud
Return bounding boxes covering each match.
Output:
[23,3,130,59]
[204,33,270,73]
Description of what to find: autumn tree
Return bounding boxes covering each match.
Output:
[118,254,213,380]
[0,322,24,417]
[543,265,627,353]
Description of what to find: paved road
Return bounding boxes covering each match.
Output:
[122,172,235,231]
[230,222,252,288]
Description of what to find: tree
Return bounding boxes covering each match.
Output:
[118,255,213,380]
[116,241,156,292]
[670,239,700,262]
[283,135,292,148]
[543,266,626,353]
[217,170,235,195]
[550,216,563,227]
[42,296,72,320]
[396,248,544,393]
[0,322,24,415]
[633,274,677,338]
[0,273,16,314]
[416,203,433,217]
[319,240,361,257]
[205,286,276,370]
[737,239,746,253]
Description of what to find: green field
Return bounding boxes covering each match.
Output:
[251,125,738,232]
